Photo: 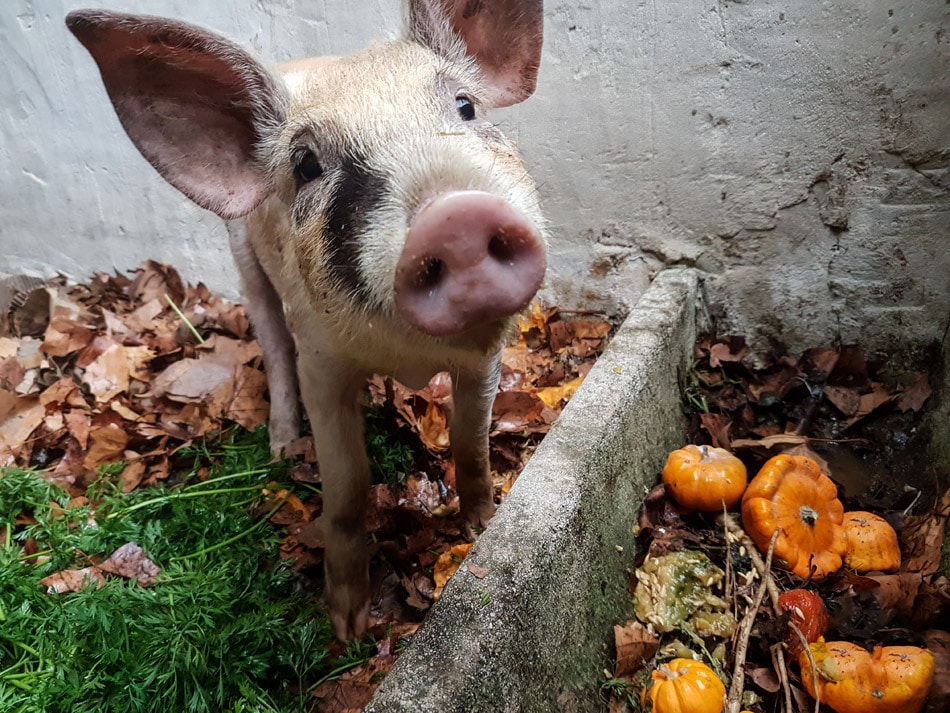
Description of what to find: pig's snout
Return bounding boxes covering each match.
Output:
[394,191,545,336]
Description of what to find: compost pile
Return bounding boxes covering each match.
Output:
[610,335,949,713]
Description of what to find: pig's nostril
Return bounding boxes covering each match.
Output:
[416,257,446,289]
[488,233,517,265]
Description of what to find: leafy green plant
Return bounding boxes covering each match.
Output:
[0,427,335,713]
[364,403,417,485]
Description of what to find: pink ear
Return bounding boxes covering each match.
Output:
[409,0,544,108]
[66,10,285,219]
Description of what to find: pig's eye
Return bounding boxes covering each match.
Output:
[293,150,323,185]
[455,95,476,121]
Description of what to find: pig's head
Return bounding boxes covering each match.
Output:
[66,0,546,347]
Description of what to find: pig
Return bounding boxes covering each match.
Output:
[65,0,546,639]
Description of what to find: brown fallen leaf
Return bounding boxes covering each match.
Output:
[896,373,932,413]
[849,382,896,425]
[417,399,450,452]
[40,566,106,594]
[466,562,489,579]
[709,341,747,368]
[923,629,950,713]
[311,656,392,712]
[433,542,474,599]
[84,412,129,471]
[82,342,132,402]
[746,666,781,694]
[901,487,950,576]
[536,375,584,409]
[823,384,860,417]
[699,412,731,448]
[0,395,45,462]
[613,621,659,677]
[98,542,161,586]
[120,459,147,493]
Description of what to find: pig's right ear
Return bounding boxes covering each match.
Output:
[66,10,285,220]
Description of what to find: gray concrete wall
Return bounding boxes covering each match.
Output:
[2,1,948,355]
[366,269,706,713]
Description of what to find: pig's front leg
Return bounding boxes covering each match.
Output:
[226,220,301,455]
[450,356,503,530]
[296,352,372,640]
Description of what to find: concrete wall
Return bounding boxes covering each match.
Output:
[2,1,948,355]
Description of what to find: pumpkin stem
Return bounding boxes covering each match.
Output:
[655,663,681,681]
[800,504,819,526]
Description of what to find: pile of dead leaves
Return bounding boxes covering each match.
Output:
[0,261,615,710]
[0,261,264,495]
[609,335,949,713]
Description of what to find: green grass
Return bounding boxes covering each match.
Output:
[0,427,334,713]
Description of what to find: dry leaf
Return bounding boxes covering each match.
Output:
[901,488,950,576]
[896,374,932,413]
[99,542,161,585]
[433,543,474,598]
[613,621,659,677]
[40,566,106,594]
[417,400,450,451]
[536,375,584,409]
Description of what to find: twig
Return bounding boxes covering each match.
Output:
[720,513,782,611]
[725,529,778,713]
[164,293,205,344]
[770,644,796,713]
[721,512,805,713]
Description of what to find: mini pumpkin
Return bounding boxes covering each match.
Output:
[661,445,747,511]
[778,588,830,658]
[741,454,846,580]
[641,658,726,713]
[799,640,934,713]
[842,511,901,572]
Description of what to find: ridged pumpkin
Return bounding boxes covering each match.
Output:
[641,658,726,713]
[741,454,846,580]
[799,640,934,713]
[661,445,747,512]
[842,511,901,572]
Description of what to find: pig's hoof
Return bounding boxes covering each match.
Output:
[329,598,370,641]
[461,497,496,537]
[267,420,301,458]
[325,568,371,640]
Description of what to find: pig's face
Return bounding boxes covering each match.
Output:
[264,41,546,349]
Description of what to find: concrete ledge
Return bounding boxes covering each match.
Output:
[367,268,708,713]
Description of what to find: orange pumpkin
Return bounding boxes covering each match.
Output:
[661,445,747,512]
[842,511,901,573]
[641,658,726,713]
[799,640,934,713]
[741,454,846,580]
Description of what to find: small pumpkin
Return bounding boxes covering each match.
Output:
[641,658,726,713]
[661,445,747,511]
[778,588,830,658]
[741,454,846,580]
[842,511,901,572]
[799,639,934,713]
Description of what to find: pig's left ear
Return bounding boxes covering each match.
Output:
[408,0,544,108]
[66,10,285,220]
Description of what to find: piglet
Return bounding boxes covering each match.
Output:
[66,0,546,639]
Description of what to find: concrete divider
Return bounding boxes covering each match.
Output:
[367,268,708,713]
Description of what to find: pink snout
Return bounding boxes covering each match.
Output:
[394,191,546,336]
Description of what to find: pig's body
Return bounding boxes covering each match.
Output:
[67,0,545,640]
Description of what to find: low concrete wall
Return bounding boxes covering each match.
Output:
[366,268,707,713]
